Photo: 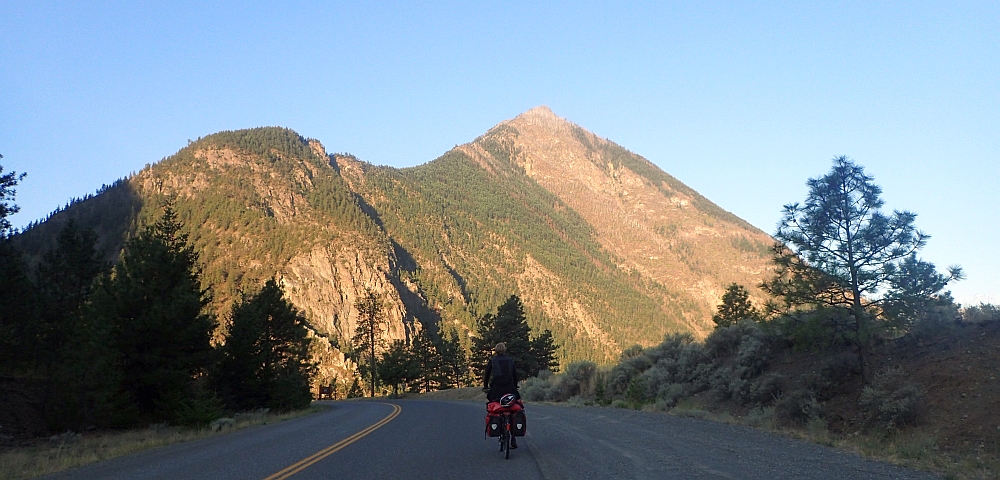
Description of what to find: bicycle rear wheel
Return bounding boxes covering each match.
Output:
[504,416,511,459]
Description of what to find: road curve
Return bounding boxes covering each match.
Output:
[45,399,938,479]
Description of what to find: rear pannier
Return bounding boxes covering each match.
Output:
[485,415,503,437]
[510,411,527,436]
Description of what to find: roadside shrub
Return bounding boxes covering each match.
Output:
[519,376,554,402]
[620,344,645,359]
[624,377,648,407]
[704,320,758,359]
[520,361,598,402]
[961,303,1000,323]
[643,333,696,364]
[733,334,770,377]
[557,361,597,400]
[775,388,822,425]
[747,373,785,406]
[606,354,653,396]
[744,406,775,429]
[859,366,924,431]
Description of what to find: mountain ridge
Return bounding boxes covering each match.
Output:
[15,109,775,383]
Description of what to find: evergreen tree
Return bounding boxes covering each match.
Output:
[88,205,217,425]
[0,159,35,375]
[34,221,108,429]
[530,328,560,376]
[0,240,35,375]
[471,295,558,380]
[0,156,26,237]
[351,288,386,397]
[712,283,759,328]
[409,328,442,392]
[766,157,962,380]
[377,340,418,397]
[437,329,471,388]
[216,278,316,412]
[36,221,105,369]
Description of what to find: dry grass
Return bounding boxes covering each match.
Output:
[412,387,487,402]
[730,414,998,480]
[0,406,322,480]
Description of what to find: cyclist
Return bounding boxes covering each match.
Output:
[484,342,521,448]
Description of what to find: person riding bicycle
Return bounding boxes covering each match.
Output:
[484,342,521,448]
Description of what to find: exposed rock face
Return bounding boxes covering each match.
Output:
[281,245,413,343]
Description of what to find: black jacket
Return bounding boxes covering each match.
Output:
[484,354,520,402]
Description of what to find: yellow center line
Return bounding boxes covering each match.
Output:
[264,402,402,480]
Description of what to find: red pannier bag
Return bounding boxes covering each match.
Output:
[486,400,523,414]
[485,414,503,437]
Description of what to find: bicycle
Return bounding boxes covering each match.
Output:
[497,412,513,459]
[486,394,525,460]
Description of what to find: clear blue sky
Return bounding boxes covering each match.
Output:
[2,2,997,305]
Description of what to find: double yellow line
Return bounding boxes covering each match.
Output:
[264,403,402,480]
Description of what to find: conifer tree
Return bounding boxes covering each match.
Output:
[88,205,216,425]
[216,278,316,411]
[351,288,387,397]
[766,157,962,380]
[471,295,559,380]
[712,283,759,328]
[409,328,442,392]
[36,221,104,367]
[0,158,35,375]
[437,329,471,388]
[377,340,417,397]
[530,328,560,376]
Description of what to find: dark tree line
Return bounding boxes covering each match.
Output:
[0,164,316,433]
[347,294,560,397]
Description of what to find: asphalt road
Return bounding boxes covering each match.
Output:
[45,399,939,479]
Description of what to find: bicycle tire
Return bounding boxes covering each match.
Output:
[504,415,511,459]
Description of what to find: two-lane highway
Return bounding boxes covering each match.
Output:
[46,400,938,479]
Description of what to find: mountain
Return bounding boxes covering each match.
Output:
[15,107,775,378]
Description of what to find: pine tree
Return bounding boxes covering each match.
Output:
[409,328,442,392]
[471,295,558,381]
[377,340,417,397]
[0,159,34,375]
[35,221,108,429]
[216,278,316,411]
[36,221,105,367]
[712,283,759,328]
[766,156,962,381]
[437,329,471,388]
[89,205,217,425]
[530,328,560,376]
[351,288,387,397]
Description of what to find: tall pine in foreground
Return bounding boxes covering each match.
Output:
[215,278,316,411]
[766,156,962,381]
[89,205,217,425]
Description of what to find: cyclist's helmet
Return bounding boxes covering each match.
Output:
[500,393,517,407]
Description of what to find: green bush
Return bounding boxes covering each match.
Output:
[520,361,598,402]
[775,388,822,425]
[859,366,924,431]
[606,355,653,396]
[747,373,785,406]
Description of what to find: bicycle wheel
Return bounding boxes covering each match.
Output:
[504,416,511,459]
